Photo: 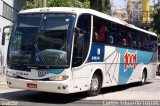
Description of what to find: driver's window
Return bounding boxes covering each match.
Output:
[72,14,91,67]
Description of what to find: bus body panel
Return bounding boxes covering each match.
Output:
[72,43,157,91]
[7,76,73,94]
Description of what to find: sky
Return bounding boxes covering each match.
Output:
[113,0,158,7]
[113,0,125,7]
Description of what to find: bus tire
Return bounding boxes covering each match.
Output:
[158,65,160,75]
[87,73,102,96]
[140,70,147,85]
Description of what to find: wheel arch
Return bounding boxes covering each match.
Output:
[90,68,104,86]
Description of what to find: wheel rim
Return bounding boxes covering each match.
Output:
[90,75,99,91]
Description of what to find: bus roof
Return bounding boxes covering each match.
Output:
[20,7,157,37]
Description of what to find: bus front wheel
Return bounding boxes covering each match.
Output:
[87,73,102,96]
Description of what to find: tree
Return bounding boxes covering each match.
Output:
[23,0,111,15]
[47,0,89,8]
[24,0,90,9]
[150,6,160,42]
[23,0,43,9]
[90,0,111,15]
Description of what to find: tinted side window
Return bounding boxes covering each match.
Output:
[92,16,157,52]
[148,36,157,52]
[92,16,106,43]
[110,22,118,45]
[117,25,133,48]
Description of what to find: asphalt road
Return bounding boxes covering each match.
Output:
[0,74,160,106]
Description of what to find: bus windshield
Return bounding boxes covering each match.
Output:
[8,13,75,68]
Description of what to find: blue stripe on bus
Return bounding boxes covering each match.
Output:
[88,44,104,62]
[116,48,153,84]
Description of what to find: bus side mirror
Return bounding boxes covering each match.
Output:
[2,32,5,45]
[2,25,12,45]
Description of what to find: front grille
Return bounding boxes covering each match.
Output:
[16,75,51,81]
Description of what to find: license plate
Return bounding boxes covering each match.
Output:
[27,83,37,88]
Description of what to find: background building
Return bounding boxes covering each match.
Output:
[0,0,25,74]
[112,0,155,28]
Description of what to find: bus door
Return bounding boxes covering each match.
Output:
[72,14,91,67]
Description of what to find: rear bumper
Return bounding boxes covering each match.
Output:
[6,76,73,94]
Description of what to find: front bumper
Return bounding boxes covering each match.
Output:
[6,76,73,94]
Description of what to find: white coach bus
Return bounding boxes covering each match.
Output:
[3,7,157,96]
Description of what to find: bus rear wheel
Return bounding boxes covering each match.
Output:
[158,66,160,75]
[87,73,101,96]
[141,71,147,85]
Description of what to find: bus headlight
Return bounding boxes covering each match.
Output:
[6,71,17,78]
[49,75,69,81]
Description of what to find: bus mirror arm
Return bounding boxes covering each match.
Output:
[2,32,5,45]
[2,25,12,45]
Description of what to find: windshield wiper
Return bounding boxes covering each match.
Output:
[32,14,50,68]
